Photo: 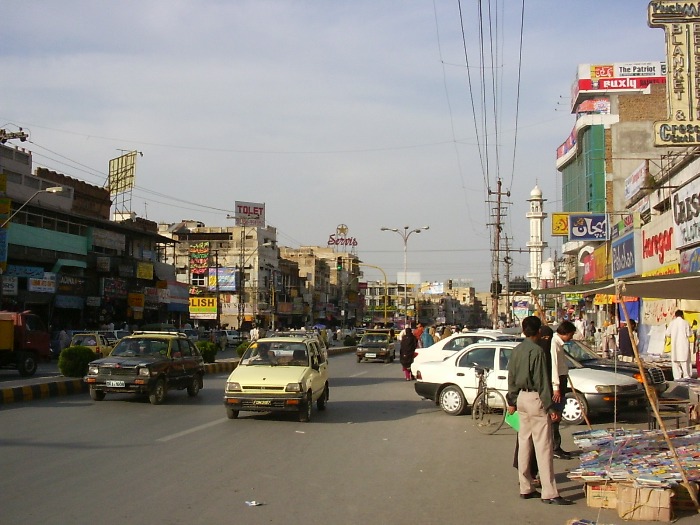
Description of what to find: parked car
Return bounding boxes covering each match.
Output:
[411,332,515,368]
[223,336,329,422]
[183,329,199,342]
[563,339,668,394]
[413,341,647,425]
[84,331,204,405]
[223,329,245,346]
[356,329,396,363]
[69,332,113,358]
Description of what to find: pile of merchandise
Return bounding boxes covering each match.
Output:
[567,427,700,488]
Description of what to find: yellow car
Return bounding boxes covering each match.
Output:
[70,332,113,358]
[223,336,329,422]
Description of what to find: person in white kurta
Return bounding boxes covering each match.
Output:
[665,310,692,380]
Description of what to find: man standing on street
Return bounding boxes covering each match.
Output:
[666,310,692,379]
[507,316,573,505]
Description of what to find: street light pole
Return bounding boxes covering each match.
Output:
[380,225,429,328]
[0,186,64,228]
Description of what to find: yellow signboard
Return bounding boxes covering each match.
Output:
[551,213,569,236]
[189,296,217,314]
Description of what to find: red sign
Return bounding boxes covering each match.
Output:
[577,76,665,92]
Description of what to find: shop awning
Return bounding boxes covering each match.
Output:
[533,272,700,300]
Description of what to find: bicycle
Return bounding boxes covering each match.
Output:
[471,365,507,434]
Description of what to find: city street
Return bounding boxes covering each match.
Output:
[1,351,685,525]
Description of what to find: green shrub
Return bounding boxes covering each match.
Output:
[236,341,251,357]
[196,341,218,363]
[58,346,97,377]
[343,335,357,346]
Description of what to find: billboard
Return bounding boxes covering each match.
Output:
[671,176,700,249]
[234,201,265,227]
[649,3,700,146]
[108,151,137,196]
[570,61,666,110]
[568,214,608,242]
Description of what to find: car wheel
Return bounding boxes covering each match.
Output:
[226,407,239,419]
[439,385,466,416]
[384,353,391,363]
[90,387,106,401]
[561,392,587,425]
[317,384,329,411]
[149,378,167,405]
[16,352,38,376]
[299,392,312,422]
[187,374,202,397]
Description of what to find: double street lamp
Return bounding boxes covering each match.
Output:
[380,225,429,328]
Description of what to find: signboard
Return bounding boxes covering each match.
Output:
[625,161,648,203]
[649,2,700,146]
[108,151,137,196]
[612,232,638,278]
[568,214,608,242]
[189,296,218,319]
[551,213,569,236]
[641,212,677,274]
[570,61,666,110]
[207,267,238,291]
[234,201,265,228]
[28,272,57,293]
[672,177,700,249]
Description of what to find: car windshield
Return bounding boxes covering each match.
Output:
[112,338,169,357]
[242,341,309,366]
[563,340,599,363]
[360,333,389,344]
[71,334,98,346]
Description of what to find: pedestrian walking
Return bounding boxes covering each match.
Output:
[420,326,434,348]
[58,328,71,353]
[666,310,692,379]
[506,315,573,505]
[573,315,586,341]
[602,317,617,358]
[399,327,417,381]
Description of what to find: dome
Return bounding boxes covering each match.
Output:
[530,184,542,198]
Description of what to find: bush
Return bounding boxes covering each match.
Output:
[236,341,251,357]
[58,346,97,377]
[343,335,357,346]
[196,341,218,363]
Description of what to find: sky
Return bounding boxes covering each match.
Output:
[0,0,666,291]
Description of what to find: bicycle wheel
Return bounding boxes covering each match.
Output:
[472,388,506,435]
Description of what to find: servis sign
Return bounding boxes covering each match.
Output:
[327,223,358,247]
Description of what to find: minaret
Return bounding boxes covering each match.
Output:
[526,184,548,291]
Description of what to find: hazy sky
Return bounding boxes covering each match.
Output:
[1,1,665,290]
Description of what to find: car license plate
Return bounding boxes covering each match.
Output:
[366,353,376,358]
[254,400,271,406]
[106,380,125,387]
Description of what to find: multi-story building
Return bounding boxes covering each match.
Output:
[0,144,178,331]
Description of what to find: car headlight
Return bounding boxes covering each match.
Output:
[88,365,99,375]
[226,381,242,392]
[138,368,151,377]
[285,382,302,393]
[595,385,617,394]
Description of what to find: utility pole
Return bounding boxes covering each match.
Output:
[504,237,513,326]
[488,179,510,329]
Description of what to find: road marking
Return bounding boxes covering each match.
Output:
[157,418,227,442]
[349,371,368,378]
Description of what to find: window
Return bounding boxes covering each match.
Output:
[499,348,512,371]
[458,347,495,370]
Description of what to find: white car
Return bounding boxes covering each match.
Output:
[413,341,647,425]
[411,332,520,370]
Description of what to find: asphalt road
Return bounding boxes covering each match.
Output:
[0,352,687,525]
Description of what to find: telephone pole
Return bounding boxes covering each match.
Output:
[488,179,510,329]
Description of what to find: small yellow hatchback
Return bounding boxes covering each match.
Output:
[70,332,113,358]
[223,336,329,422]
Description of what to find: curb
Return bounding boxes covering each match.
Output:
[1,378,89,405]
[0,347,356,405]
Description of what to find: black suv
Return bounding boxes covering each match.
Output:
[84,331,205,404]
